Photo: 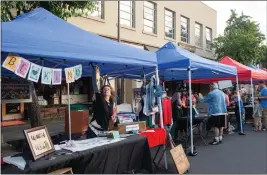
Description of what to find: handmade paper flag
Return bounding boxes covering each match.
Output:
[52,69,62,85]
[41,67,52,85]
[74,64,82,80]
[2,54,21,72]
[28,63,42,82]
[14,58,31,78]
[65,67,75,83]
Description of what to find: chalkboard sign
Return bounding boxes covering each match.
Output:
[24,126,55,160]
[1,84,32,103]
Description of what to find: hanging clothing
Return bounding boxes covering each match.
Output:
[162,97,172,126]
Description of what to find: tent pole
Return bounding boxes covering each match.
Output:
[236,76,244,134]
[250,77,255,112]
[67,83,72,141]
[188,67,197,156]
[155,66,168,170]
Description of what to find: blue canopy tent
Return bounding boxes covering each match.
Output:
[156,42,238,156]
[1,8,157,78]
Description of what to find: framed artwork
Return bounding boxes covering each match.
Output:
[24,126,55,160]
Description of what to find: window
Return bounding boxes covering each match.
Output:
[206,27,212,50]
[120,1,134,27]
[143,1,156,34]
[77,1,104,19]
[165,9,175,39]
[195,23,202,47]
[181,16,189,43]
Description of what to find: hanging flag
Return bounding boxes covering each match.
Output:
[65,67,75,83]
[28,63,42,83]
[41,67,52,85]
[14,58,31,78]
[2,54,21,72]
[74,64,82,80]
[52,69,62,85]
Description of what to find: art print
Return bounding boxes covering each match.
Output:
[2,54,21,72]
[14,58,31,78]
[52,69,62,85]
[74,64,82,80]
[41,67,52,85]
[65,67,75,83]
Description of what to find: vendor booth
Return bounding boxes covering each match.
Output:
[155,42,238,156]
[1,8,164,174]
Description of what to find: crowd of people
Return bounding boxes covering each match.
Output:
[170,80,267,145]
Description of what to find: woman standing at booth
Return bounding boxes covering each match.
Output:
[87,66,117,138]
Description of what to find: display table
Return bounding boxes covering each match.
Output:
[2,135,152,174]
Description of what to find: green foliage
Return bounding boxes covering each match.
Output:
[1,1,97,21]
[212,10,266,65]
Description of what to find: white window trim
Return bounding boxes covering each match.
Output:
[164,8,175,40]
[180,15,190,44]
[195,22,203,48]
[205,27,212,51]
[143,1,157,34]
[120,1,135,28]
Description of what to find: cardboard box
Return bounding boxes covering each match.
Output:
[117,121,146,134]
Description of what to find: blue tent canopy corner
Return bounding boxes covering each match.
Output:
[156,42,237,80]
[1,8,157,78]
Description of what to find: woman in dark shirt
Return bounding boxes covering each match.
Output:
[87,66,117,138]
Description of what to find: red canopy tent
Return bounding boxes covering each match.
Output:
[190,56,267,83]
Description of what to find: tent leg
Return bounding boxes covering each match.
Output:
[188,67,197,157]
[236,76,245,135]
[250,77,254,113]
[155,66,168,170]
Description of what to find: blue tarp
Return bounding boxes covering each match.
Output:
[1,8,157,78]
[156,42,237,81]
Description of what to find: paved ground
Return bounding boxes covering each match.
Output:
[1,120,267,174]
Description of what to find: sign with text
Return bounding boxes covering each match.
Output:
[52,69,62,85]
[2,54,21,72]
[15,58,31,78]
[65,67,75,83]
[24,126,55,160]
[28,63,42,82]
[170,144,190,174]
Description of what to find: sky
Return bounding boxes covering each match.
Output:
[202,1,267,43]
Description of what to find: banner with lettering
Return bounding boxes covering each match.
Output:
[15,58,31,78]
[65,67,75,83]
[2,54,82,85]
[28,63,42,83]
[2,54,21,72]
[74,64,82,80]
[52,69,62,85]
[41,67,53,85]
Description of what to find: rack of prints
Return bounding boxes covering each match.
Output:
[2,54,83,85]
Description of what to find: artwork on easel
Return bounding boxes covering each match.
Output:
[24,126,55,160]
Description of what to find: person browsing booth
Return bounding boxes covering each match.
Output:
[196,83,227,145]
[257,80,267,131]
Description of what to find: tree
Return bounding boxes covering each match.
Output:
[1,1,97,127]
[1,1,97,21]
[212,10,266,65]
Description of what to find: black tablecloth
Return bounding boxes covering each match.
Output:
[177,116,209,132]
[2,135,152,174]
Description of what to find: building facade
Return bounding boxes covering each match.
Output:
[67,1,217,104]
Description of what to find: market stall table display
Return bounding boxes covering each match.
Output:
[2,135,152,174]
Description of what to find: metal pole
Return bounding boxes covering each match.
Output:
[117,0,120,42]
[155,66,168,169]
[250,77,254,112]
[67,83,72,141]
[188,67,196,156]
[236,75,244,134]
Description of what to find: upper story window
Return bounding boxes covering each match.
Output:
[120,1,135,27]
[89,1,104,19]
[164,9,175,39]
[143,1,156,34]
[181,16,189,43]
[195,22,202,47]
[206,27,212,50]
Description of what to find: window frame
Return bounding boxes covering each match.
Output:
[164,8,175,39]
[205,27,212,50]
[120,1,135,28]
[143,1,157,34]
[195,22,203,48]
[180,15,190,44]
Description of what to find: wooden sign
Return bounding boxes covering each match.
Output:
[24,126,55,160]
[170,144,190,174]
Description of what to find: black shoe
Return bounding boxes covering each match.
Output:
[239,133,246,135]
[209,139,219,145]
[219,140,222,144]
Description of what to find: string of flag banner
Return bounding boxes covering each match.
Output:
[2,54,82,84]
